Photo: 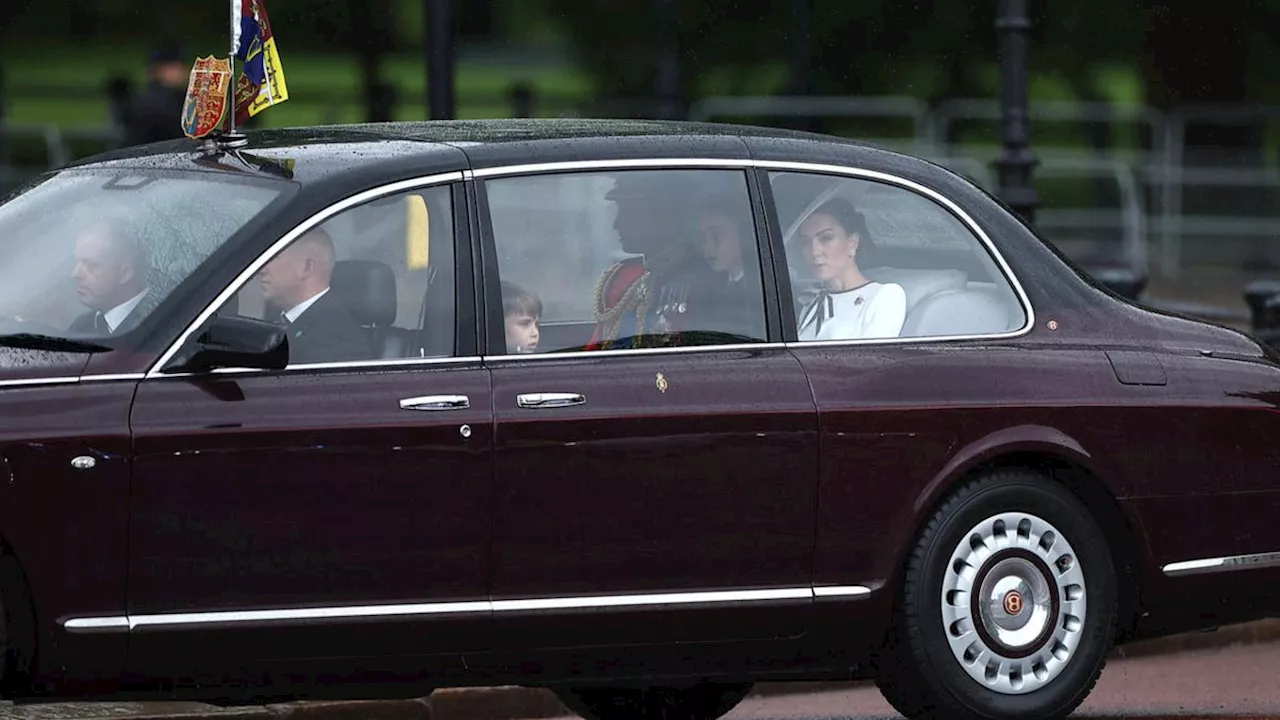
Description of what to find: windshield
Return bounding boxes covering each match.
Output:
[0,168,288,346]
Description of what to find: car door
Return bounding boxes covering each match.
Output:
[124,180,496,685]
[760,166,1034,609]
[476,163,820,649]
[0,368,134,693]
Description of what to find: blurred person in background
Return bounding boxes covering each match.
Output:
[126,42,189,146]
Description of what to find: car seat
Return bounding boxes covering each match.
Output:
[864,266,1012,338]
[330,259,412,359]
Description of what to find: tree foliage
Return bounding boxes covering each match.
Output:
[1,0,1277,111]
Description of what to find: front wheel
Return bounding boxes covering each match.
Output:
[555,682,753,720]
[875,469,1117,720]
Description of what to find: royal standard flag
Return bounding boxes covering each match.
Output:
[232,0,289,125]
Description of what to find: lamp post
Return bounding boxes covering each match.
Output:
[995,0,1038,224]
[425,0,455,120]
[654,0,683,120]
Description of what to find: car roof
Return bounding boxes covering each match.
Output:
[59,118,896,188]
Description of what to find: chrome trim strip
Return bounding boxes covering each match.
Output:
[813,585,873,598]
[130,600,491,628]
[0,376,80,389]
[0,373,145,389]
[491,588,812,612]
[62,616,131,630]
[79,373,146,383]
[62,585,871,633]
[470,158,753,178]
[484,342,782,363]
[145,171,466,378]
[473,158,1032,352]
[1162,551,1280,577]
[145,155,1034,377]
[150,355,484,381]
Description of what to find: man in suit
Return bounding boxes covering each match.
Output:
[69,218,151,336]
[258,227,372,365]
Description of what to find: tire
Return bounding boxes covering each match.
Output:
[0,553,35,699]
[555,682,753,720]
[874,469,1117,720]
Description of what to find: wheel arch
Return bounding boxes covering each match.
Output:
[896,429,1150,642]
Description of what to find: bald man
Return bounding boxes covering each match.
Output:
[258,228,372,364]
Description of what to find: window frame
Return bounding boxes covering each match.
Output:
[145,172,479,379]
[140,157,1036,382]
[470,158,1033,360]
[755,163,1035,347]
[473,164,785,358]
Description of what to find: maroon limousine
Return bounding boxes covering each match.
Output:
[0,119,1278,720]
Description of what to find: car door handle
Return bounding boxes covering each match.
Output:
[516,392,586,409]
[399,395,470,411]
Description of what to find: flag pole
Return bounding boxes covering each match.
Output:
[225,0,245,142]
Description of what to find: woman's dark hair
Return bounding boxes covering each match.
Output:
[501,280,542,318]
[807,196,879,266]
[810,197,870,242]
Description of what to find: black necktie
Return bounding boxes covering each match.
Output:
[93,312,109,335]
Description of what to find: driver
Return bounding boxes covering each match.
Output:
[68,217,151,336]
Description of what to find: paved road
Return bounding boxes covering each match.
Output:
[543,640,1280,719]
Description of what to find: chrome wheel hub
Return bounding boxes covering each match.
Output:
[941,512,1087,695]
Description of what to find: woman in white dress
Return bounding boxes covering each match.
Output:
[794,198,907,340]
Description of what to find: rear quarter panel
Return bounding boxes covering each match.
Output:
[804,334,1280,637]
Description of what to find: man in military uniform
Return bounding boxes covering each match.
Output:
[586,173,712,350]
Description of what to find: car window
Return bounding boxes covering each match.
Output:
[0,169,288,343]
[217,184,458,365]
[769,171,1027,342]
[484,168,768,354]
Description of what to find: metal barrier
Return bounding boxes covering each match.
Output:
[930,98,1166,157]
[1033,157,1147,277]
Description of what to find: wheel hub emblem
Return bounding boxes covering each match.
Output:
[1003,590,1024,615]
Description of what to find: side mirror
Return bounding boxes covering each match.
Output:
[170,315,289,373]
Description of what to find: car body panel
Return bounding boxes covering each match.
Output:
[484,347,819,649]
[123,363,494,681]
[0,377,134,692]
[0,119,1275,699]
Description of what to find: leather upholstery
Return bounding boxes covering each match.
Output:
[330,260,412,358]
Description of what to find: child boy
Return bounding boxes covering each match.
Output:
[502,281,542,354]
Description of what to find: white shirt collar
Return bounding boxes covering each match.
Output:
[102,289,147,332]
[283,287,330,323]
[728,268,745,283]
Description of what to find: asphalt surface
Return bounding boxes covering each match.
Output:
[541,640,1280,719]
